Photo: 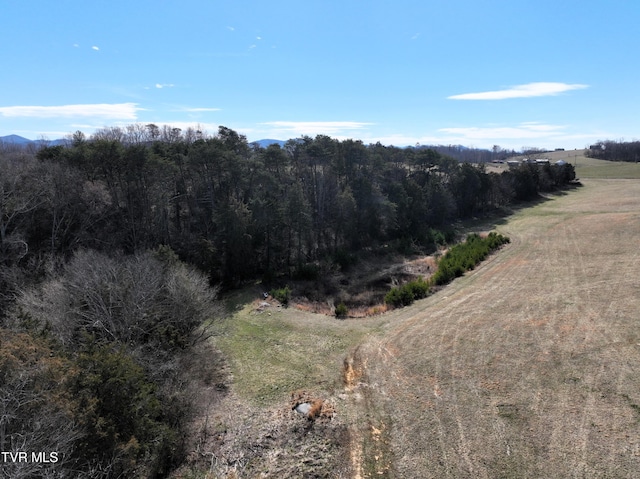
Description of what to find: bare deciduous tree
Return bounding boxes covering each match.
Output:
[0,155,47,263]
[18,249,219,350]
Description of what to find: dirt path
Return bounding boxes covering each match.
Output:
[349,179,640,478]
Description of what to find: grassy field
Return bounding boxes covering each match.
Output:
[487,149,640,180]
[186,157,640,478]
[358,178,640,477]
[184,290,387,477]
[216,293,384,406]
[550,149,640,179]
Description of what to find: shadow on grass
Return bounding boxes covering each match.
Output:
[456,183,583,233]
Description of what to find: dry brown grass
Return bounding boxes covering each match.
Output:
[181,172,640,478]
[351,178,640,478]
[176,291,383,477]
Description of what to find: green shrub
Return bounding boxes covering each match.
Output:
[384,288,399,307]
[335,302,349,318]
[406,277,430,300]
[486,231,511,249]
[433,232,510,286]
[270,286,292,305]
[385,278,432,308]
[385,286,411,307]
[70,342,175,476]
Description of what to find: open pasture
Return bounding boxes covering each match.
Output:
[357,178,640,477]
[490,149,640,179]
[202,173,640,478]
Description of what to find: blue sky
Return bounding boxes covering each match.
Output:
[1,0,639,150]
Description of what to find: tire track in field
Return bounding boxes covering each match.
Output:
[363,182,640,477]
[564,220,602,475]
[374,233,538,477]
[347,181,640,477]
[559,213,638,475]
[432,291,480,478]
[441,228,541,476]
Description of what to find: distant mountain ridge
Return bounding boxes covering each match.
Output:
[250,139,287,148]
[0,134,66,146]
[0,134,34,145]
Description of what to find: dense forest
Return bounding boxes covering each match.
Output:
[587,140,640,162]
[3,124,575,289]
[0,124,576,477]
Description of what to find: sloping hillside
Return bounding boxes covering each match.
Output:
[180,168,640,478]
[351,178,640,477]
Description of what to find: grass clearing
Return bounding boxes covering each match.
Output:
[181,292,382,477]
[574,156,640,179]
[216,296,384,406]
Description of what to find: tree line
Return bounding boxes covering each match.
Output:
[587,140,640,162]
[0,124,576,477]
[2,124,575,289]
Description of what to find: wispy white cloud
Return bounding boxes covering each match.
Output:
[261,121,373,137]
[227,26,235,31]
[180,107,221,112]
[448,82,589,100]
[0,103,141,120]
[233,121,603,150]
[438,122,567,140]
[355,122,582,149]
[155,83,175,89]
[92,45,100,51]
[70,123,100,129]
